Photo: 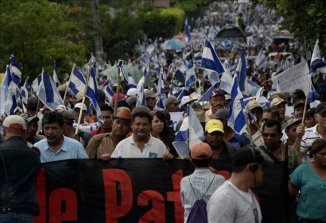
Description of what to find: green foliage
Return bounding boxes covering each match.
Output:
[0,0,87,80]
[139,8,184,40]
[257,0,326,54]
[171,0,210,18]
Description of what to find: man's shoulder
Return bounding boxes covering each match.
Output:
[63,136,84,148]
[34,138,48,149]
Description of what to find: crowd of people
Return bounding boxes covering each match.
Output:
[1,1,326,223]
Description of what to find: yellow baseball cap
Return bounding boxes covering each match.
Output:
[205,119,224,133]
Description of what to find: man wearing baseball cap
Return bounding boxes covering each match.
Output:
[205,89,226,122]
[298,102,326,162]
[86,107,132,160]
[180,142,225,222]
[144,89,158,111]
[0,115,41,221]
[165,96,180,112]
[204,119,237,168]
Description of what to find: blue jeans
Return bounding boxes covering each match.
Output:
[0,213,33,223]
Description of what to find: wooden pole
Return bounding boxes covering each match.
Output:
[63,64,75,103]
[113,65,122,116]
[301,76,312,125]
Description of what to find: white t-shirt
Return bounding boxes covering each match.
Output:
[111,134,168,158]
[207,181,262,223]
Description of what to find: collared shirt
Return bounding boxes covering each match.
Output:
[111,134,168,158]
[205,108,213,122]
[34,136,89,163]
[180,168,225,222]
[300,124,323,163]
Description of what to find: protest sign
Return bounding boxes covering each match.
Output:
[271,60,309,93]
[34,159,289,223]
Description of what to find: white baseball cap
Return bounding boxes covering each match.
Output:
[74,103,87,111]
[3,115,27,130]
[127,88,139,97]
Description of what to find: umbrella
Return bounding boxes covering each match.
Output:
[162,39,186,51]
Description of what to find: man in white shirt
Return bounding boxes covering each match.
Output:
[207,148,264,223]
[111,111,172,158]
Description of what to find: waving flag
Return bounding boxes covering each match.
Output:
[21,77,32,104]
[53,61,60,87]
[184,17,191,43]
[9,55,22,85]
[37,73,64,111]
[310,40,326,72]
[185,67,197,89]
[31,75,42,95]
[102,79,115,102]
[237,49,247,91]
[68,67,86,96]
[227,75,246,134]
[255,49,267,68]
[202,40,225,74]
[188,105,204,149]
[137,77,146,106]
[86,68,103,122]
[256,87,270,108]
[198,86,214,102]
[0,66,18,115]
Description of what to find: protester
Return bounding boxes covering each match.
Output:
[304,108,317,128]
[150,110,176,156]
[284,119,302,152]
[180,142,225,222]
[144,89,158,111]
[165,96,181,112]
[205,89,225,122]
[214,109,250,149]
[293,100,308,119]
[24,115,44,145]
[271,97,290,129]
[34,111,89,163]
[259,119,300,173]
[289,139,326,222]
[60,110,92,148]
[111,110,173,158]
[298,102,326,162]
[86,107,132,160]
[207,148,264,223]
[26,97,39,117]
[247,100,264,147]
[204,119,237,161]
[0,115,41,222]
[91,104,113,135]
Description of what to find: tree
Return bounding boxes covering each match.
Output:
[256,0,326,55]
[0,0,88,80]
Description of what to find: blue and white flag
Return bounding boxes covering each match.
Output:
[198,86,214,102]
[9,55,22,85]
[201,40,225,74]
[244,79,260,96]
[137,77,146,106]
[53,61,60,87]
[310,40,326,72]
[31,75,42,95]
[255,49,267,69]
[68,67,86,96]
[21,77,32,104]
[102,79,115,102]
[188,105,204,149]
[184,17,191,43]
[236,49,247,91]
[185,67,197,89]
[0,66,18,115]
[219,69,233,95]
[227,75,246,134]
[127,72,137,88]
[256,87,270,108]
[86,68,103,122]
[37,73,64,111]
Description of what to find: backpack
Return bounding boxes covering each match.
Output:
[186,176,215,223]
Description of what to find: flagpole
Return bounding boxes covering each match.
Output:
[301,75,312,125]
[114,63,122,116]
[75,66,90,135]
[36,69,44,115]
[63,64,76,103]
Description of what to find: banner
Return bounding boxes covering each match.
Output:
[34,159,289,223]
[271,60,309,93]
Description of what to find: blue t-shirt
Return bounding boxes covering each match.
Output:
[290,163,326,221]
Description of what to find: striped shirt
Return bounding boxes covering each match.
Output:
[300,125,324,162]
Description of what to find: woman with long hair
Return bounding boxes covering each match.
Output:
[151,110,177,157]
[289,138,326,222]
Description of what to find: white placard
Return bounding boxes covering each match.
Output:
[271,60,309,93]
